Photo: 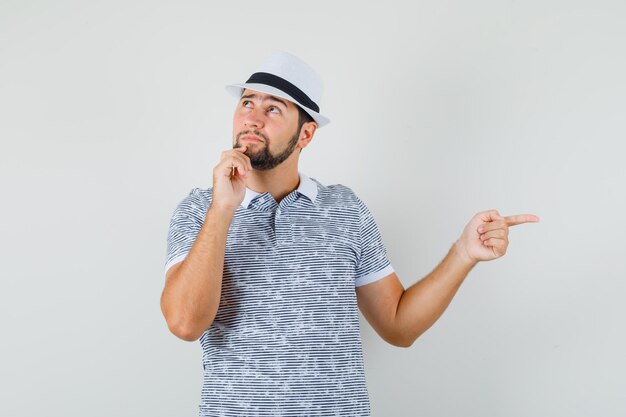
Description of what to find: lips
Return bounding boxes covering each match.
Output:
[242,135,263,143]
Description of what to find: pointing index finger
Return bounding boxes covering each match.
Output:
[504,214,541,227]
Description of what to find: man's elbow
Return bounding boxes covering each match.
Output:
[161,301,210,342]
[390,337,415,348]
[166,321,204,342]
[387,331,420,348]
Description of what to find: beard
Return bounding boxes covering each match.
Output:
[233,127,300,171]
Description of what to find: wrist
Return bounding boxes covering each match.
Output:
[207,203,237,221]
[453,239,478,268]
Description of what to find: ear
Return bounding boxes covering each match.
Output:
[298,121,317,149]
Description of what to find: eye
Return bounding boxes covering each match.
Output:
[268,106,281,114]
[241,100,252,107]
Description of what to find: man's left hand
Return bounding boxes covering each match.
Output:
[455,209,540,264]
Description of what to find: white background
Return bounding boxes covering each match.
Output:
[1,1,625,416]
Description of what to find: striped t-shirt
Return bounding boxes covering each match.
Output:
[165,171,395,417]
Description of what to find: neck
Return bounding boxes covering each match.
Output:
[244,160,300,204]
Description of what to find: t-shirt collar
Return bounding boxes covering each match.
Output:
[240,171,318,209]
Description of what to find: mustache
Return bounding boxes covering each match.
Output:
[237,130,269,143]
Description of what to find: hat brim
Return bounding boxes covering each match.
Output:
[225,83,330,128]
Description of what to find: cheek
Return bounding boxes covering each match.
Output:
[233,114,248,134]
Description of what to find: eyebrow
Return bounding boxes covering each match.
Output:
[241,93,289,110]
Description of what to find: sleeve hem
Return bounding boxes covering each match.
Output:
[164,253,188,276]
[354,264,395,287]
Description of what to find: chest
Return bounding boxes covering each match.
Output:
[222,208,360,298]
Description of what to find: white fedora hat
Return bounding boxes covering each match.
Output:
[225,50,330,128]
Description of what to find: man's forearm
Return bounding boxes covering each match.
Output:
[161,205,235,341]
[394,242,477,346]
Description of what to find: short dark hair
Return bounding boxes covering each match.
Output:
[296,104,315,135]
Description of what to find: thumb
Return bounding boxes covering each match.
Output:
[480,209,503,222]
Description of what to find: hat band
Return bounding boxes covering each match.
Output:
[245,72,320,113]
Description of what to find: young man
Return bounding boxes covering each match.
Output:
[161,51,539,416]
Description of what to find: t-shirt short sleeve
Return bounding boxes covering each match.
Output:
[164,188,207,276]
[354,196,394,287]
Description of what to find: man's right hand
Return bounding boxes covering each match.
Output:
[210,145,252,213]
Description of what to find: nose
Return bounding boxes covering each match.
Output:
[244,106,265,129]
